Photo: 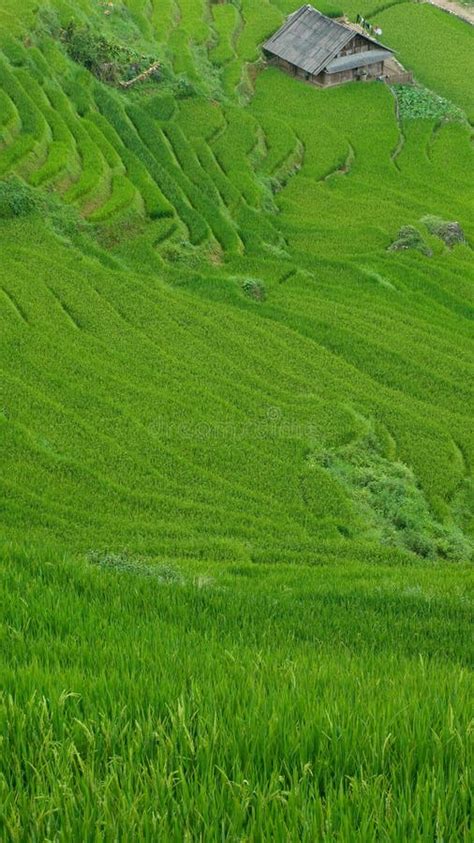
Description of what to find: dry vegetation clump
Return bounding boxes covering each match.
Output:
[421,214,465,248]
[388,224,432,256]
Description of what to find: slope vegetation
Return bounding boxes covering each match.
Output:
[0,0,473,837]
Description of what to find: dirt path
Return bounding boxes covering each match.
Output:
[426,0,474,25]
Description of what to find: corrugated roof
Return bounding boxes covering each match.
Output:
[325,49,392,74]
[263,5,393,76]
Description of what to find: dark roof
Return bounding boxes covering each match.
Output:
[325,49,392,74]
[263,5,393,76]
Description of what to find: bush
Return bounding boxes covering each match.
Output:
[388,225,432,256]
[174,76,198,99]
[0,176,88,244]
[0,176,37,218]
[421,215,465,248]
[63,23,113,75]
[36,6,62,38]
[242,278,266,301]
[403,530,436,559]
[62,21,160,86]
[44,194,89,240]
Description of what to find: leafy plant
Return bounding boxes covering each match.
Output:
[393,84,465,122]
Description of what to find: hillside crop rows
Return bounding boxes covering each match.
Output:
[2,544,473,840]
[0,0,473,837]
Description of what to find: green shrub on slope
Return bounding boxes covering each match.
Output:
[0,175,36,217]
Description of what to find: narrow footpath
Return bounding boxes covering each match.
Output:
[427,0,474,26]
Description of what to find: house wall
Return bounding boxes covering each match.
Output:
[321,60,384,87]
[270,57,316,83]
[322,69,354,86]
[265,52,385,88]
[267,56,298,75]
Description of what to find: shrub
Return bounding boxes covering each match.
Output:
[388,225,432,256]
[44,194,89,240]
[242,278,266,301]
[402,530,436,559]
[62,21,160,86]
[0,176,37,218]
[421,215,465,248]
[36,6,62,38]
[174,76,198,99]
[63,23,114,75]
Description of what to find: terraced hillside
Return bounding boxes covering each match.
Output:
[0,0,473,838]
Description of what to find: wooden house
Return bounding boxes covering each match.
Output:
[263,5,394,87]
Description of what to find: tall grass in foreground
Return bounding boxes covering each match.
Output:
[1,545,472,841]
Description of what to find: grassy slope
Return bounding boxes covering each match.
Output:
[0,0,473,838]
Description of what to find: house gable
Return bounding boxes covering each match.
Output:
[263,6,393,78]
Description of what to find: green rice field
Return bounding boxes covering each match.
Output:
[0,0,473,837]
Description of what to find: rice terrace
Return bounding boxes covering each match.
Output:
[0,0,473,837]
